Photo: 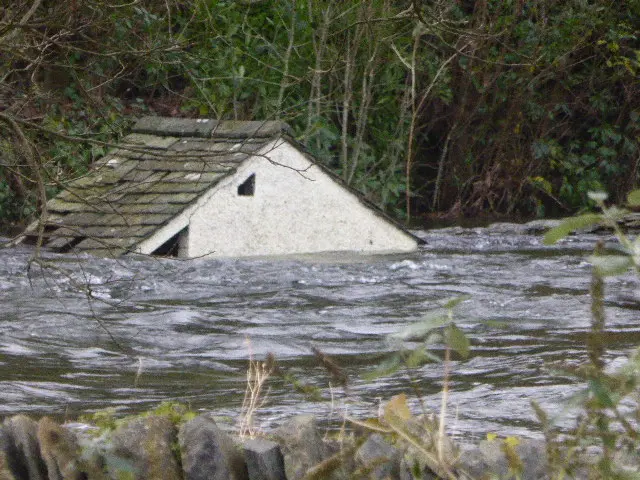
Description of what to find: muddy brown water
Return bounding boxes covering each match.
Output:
[1,226,638,441]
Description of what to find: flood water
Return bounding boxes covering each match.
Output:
[1,226,639,441]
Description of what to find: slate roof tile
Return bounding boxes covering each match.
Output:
[116,203,185,215]
[47,199,104,213]
[18,116,291,255]
[19,116,421,257]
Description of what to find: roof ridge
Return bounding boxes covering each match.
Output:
[132,116,293,139]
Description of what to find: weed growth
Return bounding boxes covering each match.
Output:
[540,189,640,477]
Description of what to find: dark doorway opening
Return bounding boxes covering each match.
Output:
[152,227,188,257]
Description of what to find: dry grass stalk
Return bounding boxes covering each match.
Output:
[238,343,275,439]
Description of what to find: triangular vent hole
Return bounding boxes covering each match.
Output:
[238,174,255,196]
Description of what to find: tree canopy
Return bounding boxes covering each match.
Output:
[0,0,638,226]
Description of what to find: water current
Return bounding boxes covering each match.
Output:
[1,226,639,441]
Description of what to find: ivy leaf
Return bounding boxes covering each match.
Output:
[627,189,640,207]
[543,214,603,244]
[444,323,470,358]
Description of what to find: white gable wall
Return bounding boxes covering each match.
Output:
[137,139,418,257]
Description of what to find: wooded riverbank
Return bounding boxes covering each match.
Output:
[1,1,638,227]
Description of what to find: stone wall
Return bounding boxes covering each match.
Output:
[0,411,561,480]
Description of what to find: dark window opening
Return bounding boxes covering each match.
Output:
[238,174,255,196]
[152,227,188,257]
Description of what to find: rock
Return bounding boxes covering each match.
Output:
[2,415,48,480]
[455,446,487,479]
[523,219,562,234]
[355,434,399,480]
[485,219,564,235]
[36,417,89,480]
[111,415,181,480]
[487,222,525,234]
[0,427,16,480]
[273,415,329,480]
[393,414,457,480]
[622,213,640,230]
[179,415,248,480]
[67,425,112,480]
[459,438,548,480]
[243,438,287,480]
[0,426,17,480]
[0,459,16,480]
[608,448,640,476]
[399,453,438,480]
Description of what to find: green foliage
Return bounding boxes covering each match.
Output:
[545,189,640,277]
[143,401,197,425]
[174,0,417,214]
[349,393,458,479]
[443,323,470,359]
[366,296,471,381]
[535,191,640,478]
[415,0,640,216]
[0,0,638,223]
[80,408,120,433]
[628,189,640,207]
[543,213,604,244]
[80,401,196,435]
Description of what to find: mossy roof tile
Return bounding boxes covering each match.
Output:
[73,236,143,250]
[58,212,172,227]
[25,116,292,256]
[116,203,184,215]
[47,199,104,213]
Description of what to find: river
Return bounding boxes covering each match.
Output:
[1,225,639,442]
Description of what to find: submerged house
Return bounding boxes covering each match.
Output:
[19,117,423,258]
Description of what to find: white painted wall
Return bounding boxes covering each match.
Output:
[137,139,418,258]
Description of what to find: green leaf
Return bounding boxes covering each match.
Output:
[589,255,632,276]
[362,353,402,381]
[403,346,429,368]
[588,379,615,408]
[543,213,603,244]
[388,312,448,342]
[442,295,471,309]
[627,189,640,207]
[404,346,441,367]
[444,323,470,358]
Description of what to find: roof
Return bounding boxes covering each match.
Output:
[22,117,293,256]
[21,116,423,257]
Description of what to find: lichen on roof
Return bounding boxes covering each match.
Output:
[22,117,292,257]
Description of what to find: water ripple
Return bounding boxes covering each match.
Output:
[0,229,637,437]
